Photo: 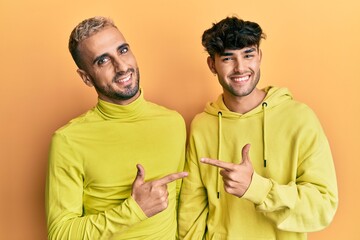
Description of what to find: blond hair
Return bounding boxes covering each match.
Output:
[68,16,117,68]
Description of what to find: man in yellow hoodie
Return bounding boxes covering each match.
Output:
[46,16,188,239]
[178,16,338,239]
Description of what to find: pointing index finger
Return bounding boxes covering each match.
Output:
[153,172,188,186]
[200,157,233,170]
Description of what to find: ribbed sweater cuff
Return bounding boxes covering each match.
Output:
[242,172,272,204]
[128,196,148,221]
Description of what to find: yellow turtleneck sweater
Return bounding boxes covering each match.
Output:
[46,92,186,239]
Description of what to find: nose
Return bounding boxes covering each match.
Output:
[234,59,245,73]
[113,55,128,72]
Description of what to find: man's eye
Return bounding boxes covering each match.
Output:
[245,54,253,59]
[120,47,129,54]
[97,58,109,65]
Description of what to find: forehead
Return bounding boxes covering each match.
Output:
[77,26,127,60]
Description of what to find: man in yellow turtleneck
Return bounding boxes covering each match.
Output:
[45,16,187,240]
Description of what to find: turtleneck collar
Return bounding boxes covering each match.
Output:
[95,90,146,120]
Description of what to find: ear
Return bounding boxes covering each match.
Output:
[207,56,217,75]
[77,69,94,87]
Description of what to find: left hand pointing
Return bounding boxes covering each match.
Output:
[200,144,254,197]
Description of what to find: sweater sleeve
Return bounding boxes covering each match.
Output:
[176,126,187,204]
[178,139,208,240]
[175,131,186,240]
[45,133,148,240]
[242,131,338,232]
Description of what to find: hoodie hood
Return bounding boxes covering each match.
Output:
[204,86,293,198]
[205,86,293,118]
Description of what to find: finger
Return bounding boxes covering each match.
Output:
[200,158,233,170]
[219,169,231,178]
[153,171,188,186]
[241,144,251,164]
[132,164,145,187]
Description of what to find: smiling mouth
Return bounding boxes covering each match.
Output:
[232,75,250,82]
[114,73,132,83]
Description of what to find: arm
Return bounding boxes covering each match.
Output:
[202,135,338,232]
[178,139,208,240]
[174,143,186,240]
[46,133,187,239]
[176,140,186,206]
[46,133,148,239]
[243,135,338,232]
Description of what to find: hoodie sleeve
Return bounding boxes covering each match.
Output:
[178,137,208,239]
[242,123,338,232]
[46,133,148,240]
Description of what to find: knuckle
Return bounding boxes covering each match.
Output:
[161,194,168,202]
[157,189,164,197]
[160,186,167,194]
[227,173,235,179]
[225,181,234,188]
[160,199,168,209]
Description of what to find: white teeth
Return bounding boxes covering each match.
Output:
[234,76,249,82]
[117,75,131,83]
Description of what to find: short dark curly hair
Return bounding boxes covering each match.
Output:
[202,17,266,58]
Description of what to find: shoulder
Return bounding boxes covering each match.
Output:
[191,111,213,124]
[275,100,326,143]
[53,108,97,136]
[145,101,185,123]
[282,100,321,125]
[189,111,217,136]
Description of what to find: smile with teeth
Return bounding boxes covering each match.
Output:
[115,74,131,83]
[233,75,250,82]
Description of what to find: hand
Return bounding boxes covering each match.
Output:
[200,144,254,197]
[131,164,188,217]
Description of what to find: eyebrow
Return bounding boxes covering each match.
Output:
[118,43,130,51]
[220,51,234,57]
[243,47,256,54]
[92,43,130,65]
[220,47,257,57]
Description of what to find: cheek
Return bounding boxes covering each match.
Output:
[249,61,260,71]
[124,53,137,66]
[129,59,138,70]
[93,69,115,85]
[215,63,232,75]
[253,58,261,67]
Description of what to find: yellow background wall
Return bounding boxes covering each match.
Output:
[1,0,359,239]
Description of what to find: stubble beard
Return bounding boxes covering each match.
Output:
[96,68,140,101]
[222,70,261,98]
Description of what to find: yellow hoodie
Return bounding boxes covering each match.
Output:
[178,86,338,240]
[46,92,186,239]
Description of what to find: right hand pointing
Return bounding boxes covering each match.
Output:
[131,164,188,217]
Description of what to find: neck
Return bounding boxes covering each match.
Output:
[99,90,141,106]
[223,88,266,114]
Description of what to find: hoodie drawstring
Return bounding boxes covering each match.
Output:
[217,111,222,199]
[262,102,268,168]
[216,103,268,199]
